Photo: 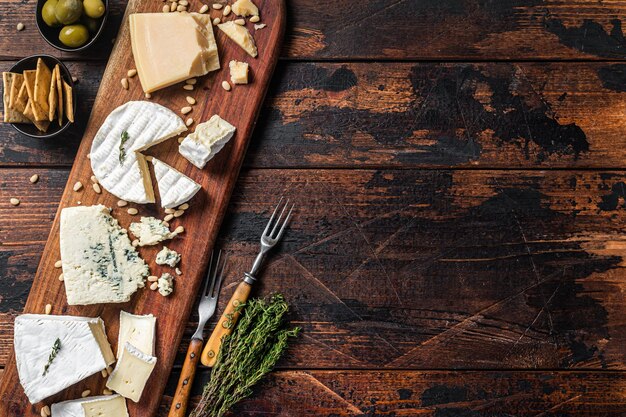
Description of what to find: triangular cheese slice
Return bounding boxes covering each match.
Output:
[14,315,115,404]
[151,157,201,208]
[51,394,129,417]
[106,343,157,403]
[90,101,187,204]
[218,21,258,57]
[117,311,156,358]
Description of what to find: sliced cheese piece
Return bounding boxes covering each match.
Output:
[229,60,249,84]
[14,314,115,404]
[130,13,220,93]
[106,342,157,403]
[232,0,259,16]
[218,21,258,57]
[151,157,201,208]
[90,101,187,204]
[51,394,128,417]
[179,115,236,169]
[129,216,180,246]
[60,205,149,305]
[117,311,156,358]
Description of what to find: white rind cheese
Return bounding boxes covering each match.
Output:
[152,157,201,209]
[90,101,187,204]
[218,21,258,57]
[60,205,149,305]
[15,315,115,404]
[51,394,128,417]
[117,311,156,358]
[179,115,236,169]
[106,342,157,403]
[155,246,181,267]
[129,216,179,246]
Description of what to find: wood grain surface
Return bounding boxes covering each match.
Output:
[0,0,286,415]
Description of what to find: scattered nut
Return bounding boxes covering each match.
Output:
[234,18,245,25]
[103,389,113,395]
[101,369,108,378]
[181,106,192,114]
[81,389,91,398]
[186,117,194,126]
[117,199,128,207]
[183,84,194,91]
[249,15,260,23]
[145,92,152,99]
[199,4,209,13]
[163,221,170,227]
[90,175,98,184]
[174,225,184,234]
[127,208,138,215]
[175,267,182,275]
[92,183,102,194]
[71,76,78,83]
[132,239,139,247]
[73,181,83,191]
[179,0,188,5]
[148,275,158,282]
[165,208,175,214]
[30,174,39,184]
[186,96,196,105]
[178,137,184,143]
[10,198,20,206]
[221,80,231,91]
[212,3,223,9]
[162,4,169,12]
[213,17,221,25]
[164,214,174,222]
[58,273,64,282]
[150,282,159,291]
[44,304,52,315]
[121,78,129,90]
[176,5,186,11]
[174,209,185,217]
[40,405,51,417]
[170,1,177,11]
[223,4,231,15]
[106,365,113,374]
[186,78,197,85]
[127,69,137,78]
[17,22,25,31]
[178,203,189,210]
[54,260,62,268]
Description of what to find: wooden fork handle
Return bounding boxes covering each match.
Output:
[201,281,252,366]
[168,338,203,417]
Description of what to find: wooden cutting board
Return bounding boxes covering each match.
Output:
[0,0,285,415]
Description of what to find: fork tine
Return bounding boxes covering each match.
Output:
[202,250,215,297]
[274,203,294,241]
[270,198,289,238]
[208,250,221,296]
[263,196,283,237]
[212,254,227,298]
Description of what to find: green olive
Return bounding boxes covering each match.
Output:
[81,15,99,33]
[54,0,82,25]
[83,0,105,19]
[59,24,89,48]
[41,0,61,27]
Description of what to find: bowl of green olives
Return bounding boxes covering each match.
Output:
[36,0,108,52]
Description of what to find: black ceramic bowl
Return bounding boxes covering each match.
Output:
[35,0,109,52]
[9,54,76,139]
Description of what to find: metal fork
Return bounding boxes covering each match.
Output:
[201,197,294,366]
[168,250,226,417]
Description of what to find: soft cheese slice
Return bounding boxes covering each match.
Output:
[218,21,258,57]
[51,394,128,417]
[130,13,220,93]
[90,101,186,204]
[129,216,181,246]
[60,205,149,305]
[151,157,201,208]
[117,311,156,358]
[14,315,115,404]
[179,115,236,169]
[106,342,157,403]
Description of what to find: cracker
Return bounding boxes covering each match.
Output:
[63,81,74,123]
[8,72,24,109]
[14,80,29,114]
[24,99,50,132]
[23,70,46,120]
[33,58,52,121]
[55,65,63,126]
[2,72,30,123]
[48,65,58,122]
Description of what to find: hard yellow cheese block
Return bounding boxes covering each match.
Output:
[130,13,220,93]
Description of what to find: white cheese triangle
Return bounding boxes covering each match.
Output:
[14,315,115,404]
[90,101,187,204]
[117,311,156,358]
[51,394,128,417]
[151,157,201,208]
[106,342,157,403]
[179,115,236,169]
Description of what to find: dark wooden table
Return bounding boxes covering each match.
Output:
[2,1,626,415]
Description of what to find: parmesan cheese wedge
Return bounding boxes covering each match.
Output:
[218,21,258,57]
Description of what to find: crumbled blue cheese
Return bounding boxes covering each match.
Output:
[155,246,181,267]
[129,216,180,246]
[157,273,174,296]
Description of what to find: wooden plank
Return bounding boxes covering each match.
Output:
[3,62,626,168]
[0,0,286,415]
[1,167,626,371]
[1,0,626,60]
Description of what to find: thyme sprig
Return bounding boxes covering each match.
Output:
[191,294,299,417]
[118,130,130,164]
[42,338,61,376]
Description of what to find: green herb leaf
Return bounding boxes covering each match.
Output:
[119,131,130,164]
[42,338,61,376]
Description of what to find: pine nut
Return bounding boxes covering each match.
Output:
[59,273,64,281]
[199,4,209,13]
[186,117,194,126]
[106,365,113,374]
[121,78,129,90]
[92,183,102,194]
[176,5,186,11]
[117,200,128,207]
[223,4,231,15]
[234,18,245,25]
[90,175,98,183]
[212,3,223,9]
[10,198,20,206]
[176,268,182,275]
[163,221,170,227]
[179,0,188,5]
[186,96,196,105]
[17,22,24,31]
[164,214,174,222]
[77,201,81,205]
[45,304,52,315]
[72,76,78,83]
[81,390,91,398]
[148,275,158,282]
[101,369,108,378]
[183,84,194,91]
[40,405,50,417]
[103,389,113,395]
[132,239,139,247]
[213,17,221,25]
[186,78,197,85]
[250,15,260,22]
[145,92,152,99]
[170,1,177,11]
[178,203,190,210]
[174,209,185,217]
[30,174,39,183]
[127,69,137,78]
[150,282,159,291]
[165,208,175,214]
[181,106,192,114]
[178,137,184,143]
[221,81,231,91]
[127,208,138,215]
[73,181,83,191]
[162,4,169,12]
[174,225,185,234]
[54,260,62,268]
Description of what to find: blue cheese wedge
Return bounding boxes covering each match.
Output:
[117,311,156,358]
[60,205,149,305]
[14,315,115,404]
[106,342,157,403]
[51,394,129,417]
[129,216,180,246]
[90,101,187,204]
[151,157,201,209]
[155,246,181,267]
[178,115,236,169]
[157,273,174,296]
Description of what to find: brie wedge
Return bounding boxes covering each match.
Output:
[51,394,129,417]
[151,157,201,208]
[179,115,236,169]
[106,342,157,403]
[14,315,115,404]
[117,311,156,358]
[60,205,149,305]
[129,216,180,246]
[90,101,187,204]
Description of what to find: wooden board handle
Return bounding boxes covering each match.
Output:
[201,281,252,366]
[168,338,203,417]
